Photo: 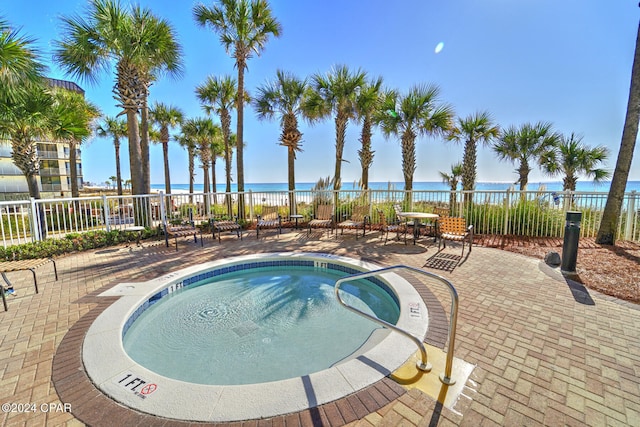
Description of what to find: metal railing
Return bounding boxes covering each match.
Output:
[334,265,459,385]
[1,188,638,247]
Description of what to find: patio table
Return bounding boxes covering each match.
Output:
[398,212,439,244]
[289,214,304,230]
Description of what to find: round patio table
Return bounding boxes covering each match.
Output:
[289,214,304,230]
[398,212,439,244]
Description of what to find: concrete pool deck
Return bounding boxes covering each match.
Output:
[1,230,639,426]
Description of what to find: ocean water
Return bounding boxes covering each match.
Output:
[151,181,640,194]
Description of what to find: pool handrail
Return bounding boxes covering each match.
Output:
[334,265,458,385]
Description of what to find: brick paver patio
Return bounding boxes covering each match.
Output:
[1,230,639,426]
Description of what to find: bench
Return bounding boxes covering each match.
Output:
[210,217,242,243]
[1,258,58,311]
[164,223,203,251]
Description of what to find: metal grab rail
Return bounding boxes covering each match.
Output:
[334,265,459,385]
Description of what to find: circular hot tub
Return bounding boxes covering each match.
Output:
[83,253,428,422]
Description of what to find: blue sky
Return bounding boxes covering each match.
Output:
[3,0,639,186]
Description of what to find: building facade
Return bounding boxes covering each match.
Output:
[0,78,85,201]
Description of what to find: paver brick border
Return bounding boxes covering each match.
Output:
[51,260,450,426]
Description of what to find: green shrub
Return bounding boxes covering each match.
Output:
[1,227,160,260]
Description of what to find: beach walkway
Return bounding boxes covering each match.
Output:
[1,231,638,426]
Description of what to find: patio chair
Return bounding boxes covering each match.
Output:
[377,209,407,245]
[432,206,450,238]
[256,206,282,238]
[210,216,243,243]
[308,204,335,236]
[433,206,450,218]
[337,204,370,239]
[438,216,474,257]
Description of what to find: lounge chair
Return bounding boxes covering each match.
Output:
[308,204,334,236]
[256,206,282,238]
[337,205,370,239]
[438,217,474,256]
[210,216,242,243]
[377,209,407,244]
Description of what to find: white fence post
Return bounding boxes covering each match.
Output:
[29,198,41,242]
[625,191,637,241]
[248,190,254,221]
[159,191,166,230]
[102,194,111,232]
[502,189,511,236]
[563,190,572,212]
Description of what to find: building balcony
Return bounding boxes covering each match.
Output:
[40,168,62,177]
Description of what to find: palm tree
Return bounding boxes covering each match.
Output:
[109,176,117,189]
[195,74,238,214]
[253,70,308,214]
[493,122,561,191]
[0,19,46,106]
[130,5,183,195]
[150,102,184,195]
[439,163,463,214]
[355,76,384,190]
[0,84,52,200]
[448,112,499,205]
[597,19,640,245]
[49,88,100,198]
[194,0,282,219]
[54,0,183,196]
[540,133,610,192]
[175,130,197,203]
[96,116,127,196]
[305,65,367,191]
[183,117,219,214]
[0,19,48,207]
[377,84,453,202]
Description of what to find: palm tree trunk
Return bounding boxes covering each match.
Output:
[518,160,530,192]
[401,132,416,205]
[114,140,123,196]
[202,164,210,216]
[126,110,143,195]
[462,139,477,206]
[359,117,373,190]
[236,63,246,219]
[188,147,195,204]
[26,174,41,199]
[140,100,151,194]
[288,146,296,215]
[162,140,171,194]
[69,140,79,198]
[222,110,233,216]
[597,21,640,244]
[333,115,347,190]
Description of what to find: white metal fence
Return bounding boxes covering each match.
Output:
[1,189,638,248]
